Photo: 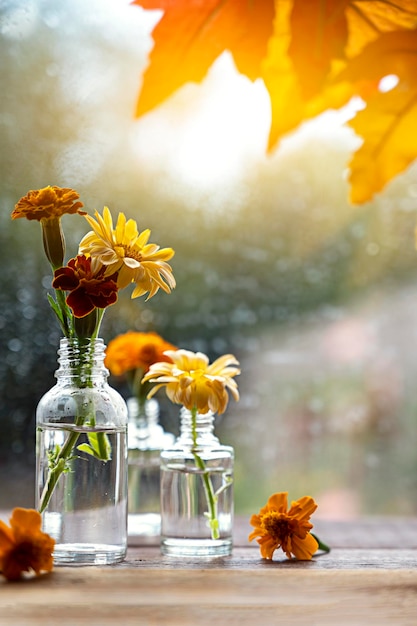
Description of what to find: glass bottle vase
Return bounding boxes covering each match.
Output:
[127,397,174,538]
[160,407,234,557]
[35,337,128,565]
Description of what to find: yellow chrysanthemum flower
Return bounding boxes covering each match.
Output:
[142,349,240,415]
[79,206,175,300]
[249,492,319,560]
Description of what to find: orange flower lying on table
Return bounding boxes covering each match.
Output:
[0,508,55,581]
[249,492,324,561]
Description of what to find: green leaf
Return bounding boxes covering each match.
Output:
[77,443,99,459]
[47,293,64,325]
[77,432,112,462]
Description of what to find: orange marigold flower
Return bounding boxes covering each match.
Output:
[12,186,86,269]
[105,331,177,377]
[11,185,86,221]
[0,508,55,581]
[249,492,319,560]
[52,255,118,318]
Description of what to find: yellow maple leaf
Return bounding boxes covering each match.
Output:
[263,0,354,151]
[337,29,417,203]
[349,86,417,204]
[287,0,349,100]
[265,0,417,151]
[346,0,417,57]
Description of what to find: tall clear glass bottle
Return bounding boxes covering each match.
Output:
[127,397,174,538]
[160,407,234,557]
[36,338,128,565]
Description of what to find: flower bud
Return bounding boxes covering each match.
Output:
[41,216,65,269]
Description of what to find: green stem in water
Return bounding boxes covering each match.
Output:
[39,429,81,513]
[38,385,90,513]
[190,406,220,540]
[38,335,110,513]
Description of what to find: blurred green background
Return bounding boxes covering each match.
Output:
[2,0,417,517]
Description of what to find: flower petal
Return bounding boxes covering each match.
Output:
[267,492,288,514]
[291,533,319,560]
[0,521,15,551]
[10,508,42,537]
[288,496,318,521]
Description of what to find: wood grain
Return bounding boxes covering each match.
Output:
[1,517,417,625]
[1,567,417,625]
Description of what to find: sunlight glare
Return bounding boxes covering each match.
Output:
[379,74,399,93]
[131,53,271,192]
[172,56,270,188]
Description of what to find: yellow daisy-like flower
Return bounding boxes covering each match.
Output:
[79,206,175,300]
[249,492,319,560]
[142,349,240,414]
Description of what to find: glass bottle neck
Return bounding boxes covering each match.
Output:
[127,397,174,450]
[55,337,108,386]
[127,397,160,428]
[177,407,219,448]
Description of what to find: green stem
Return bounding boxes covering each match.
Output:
[90,314,112,461]
[311,533,331,554]
[55,288,72,337]
[95,424,109,459]
[91,309,105,339]
[38,337,110,513]
[38,429,81,513]
[190,407,220,540]
[38,388,89,513]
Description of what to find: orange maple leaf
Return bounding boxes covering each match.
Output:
[132,0,275,117]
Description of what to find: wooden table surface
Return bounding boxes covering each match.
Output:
[1,516,417,626]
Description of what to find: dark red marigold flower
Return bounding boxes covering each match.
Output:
[53,255,118,318]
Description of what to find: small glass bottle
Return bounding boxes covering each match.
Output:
[127,397,174,538]
[160,407,234,557]
[36,338,128,565]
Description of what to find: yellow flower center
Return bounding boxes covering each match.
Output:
[190,368,205,379]
[115,244,143,262]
